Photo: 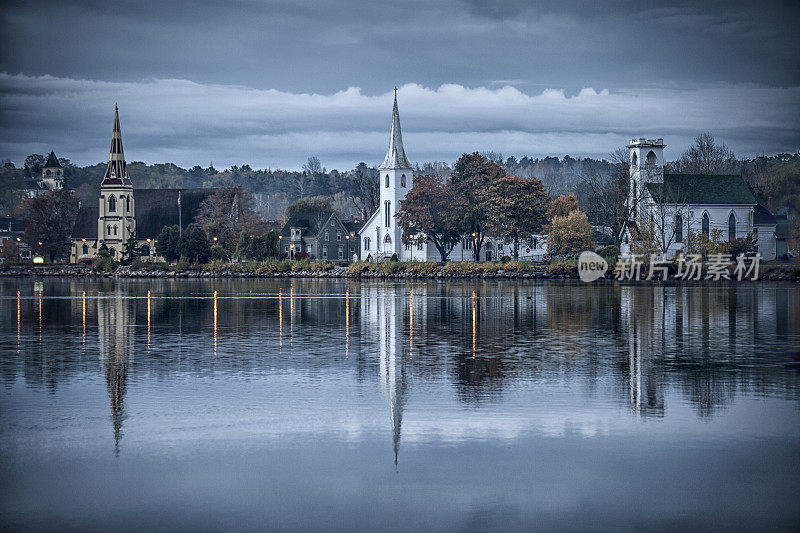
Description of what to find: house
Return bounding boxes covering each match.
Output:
[20,150,65,198]
[70,105,214,263]
[622,138,780,260]
[280,210,359,262]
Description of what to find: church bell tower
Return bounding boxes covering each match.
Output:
[377,89,413,258]
[98,105,135,259]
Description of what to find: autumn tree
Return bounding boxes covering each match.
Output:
[546,209,595,258]
[395,174,463,261]
[547,193,579,220]
[195,186,266,255]
[15,190,79,262]
[480,174,549,260]
[450,152,506,260]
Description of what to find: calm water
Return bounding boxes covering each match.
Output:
[1,278,799,531]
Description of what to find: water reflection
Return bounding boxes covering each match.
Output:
[1,279,799,459]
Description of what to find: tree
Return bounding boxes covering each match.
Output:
[285,196,333,218]
[24,154,46,177]
[480,175,549,260]
[0,238,20,262]
[349,162,380,221]
[581,148,641,247]
[155,225,182,263]
[450,152,506,260]
[15,190,79,262]
[122,230,139,265]
[235,231,279,261]
[673,133,736,175]
[179,226,211,264]
[195,186,266,255]
[629,219,661,257]
[395,174,463,261]
[546,209,595,258]
[547,193,578,220]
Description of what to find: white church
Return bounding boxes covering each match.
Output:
[622,138,783,260]
[359,92,510,262]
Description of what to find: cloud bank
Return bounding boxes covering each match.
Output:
[1,73,798,170]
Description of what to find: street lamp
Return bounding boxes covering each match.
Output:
[213,236,218,242]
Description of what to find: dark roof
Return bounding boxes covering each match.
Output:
[343,221,361,234]
[646,174,756,205]
[44,150,61,168]
[280,210,336,237]
[72,206,99,239]
[134,188,215,239]
[753,204,777,225]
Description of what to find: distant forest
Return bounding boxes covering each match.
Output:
[2,143,798,224]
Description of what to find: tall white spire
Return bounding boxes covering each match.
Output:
[379,88,411,170]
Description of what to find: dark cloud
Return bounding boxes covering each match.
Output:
[0,1,798,169]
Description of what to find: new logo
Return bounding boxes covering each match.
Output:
[578,251,608,282]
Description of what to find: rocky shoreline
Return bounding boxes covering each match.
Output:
[2,263,799,281]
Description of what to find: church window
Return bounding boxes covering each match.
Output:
[401,174,406,187]
[702,212,710,237]
[107,225,112,236]
[46,170,51,177]
[82,244,88,255]
[385,174,390,188]
[417,241,423,250]
[114,225,118,235]
[631,152,637,167]
[125,196,130,212]
[646,150,656,167]
[674,213,683,243]
[384,234,391,244]
[108,195,116,212]
[385,201,391,227]
[728,212,736,241]
[364,237,370,250]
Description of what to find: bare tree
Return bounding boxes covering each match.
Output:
[581,147,647,247]
[672,133,737,175]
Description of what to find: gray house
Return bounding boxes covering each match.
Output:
[280,211,360,262]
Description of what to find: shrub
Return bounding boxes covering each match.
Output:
[210,245,228,261]
[93,255,116,272]
[348,261,371,275]
[547,259,578,277]
[500,255,512,263]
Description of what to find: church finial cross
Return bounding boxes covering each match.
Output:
[394,86,397,96]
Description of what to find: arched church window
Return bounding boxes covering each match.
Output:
[385,200,391,227]
[108,195,116,212]
[113,225,118,236]
[674,213,683,243]
[125,196,130,212]
[646,150,656,167]
[46,170,51,177]
[107,225,112,236]
[401,174,406,188]
[385,174,390,188]
[728,212,736,241]
[384,234,391,243]
[631,152,638,167]
[364,237,370,251]
[82,244,88,255]
[702,212,710,237]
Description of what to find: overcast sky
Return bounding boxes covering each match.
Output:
[1,0,798,170]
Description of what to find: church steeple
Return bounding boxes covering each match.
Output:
[379,89,411,170]
[101,104,131,187]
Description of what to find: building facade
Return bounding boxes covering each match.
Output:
[280,210,360,261]
[71,106,213,263]
[623,138,780,260]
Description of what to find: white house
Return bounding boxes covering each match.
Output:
[622,138,779,260]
